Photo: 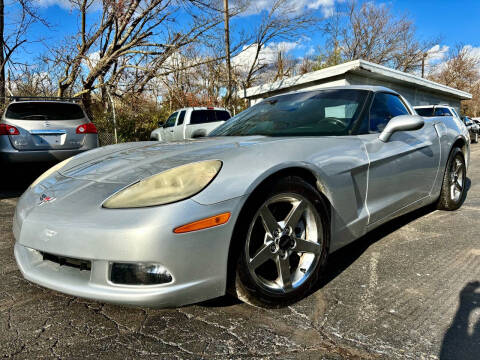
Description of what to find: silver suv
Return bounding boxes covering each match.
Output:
[0,97,99,163]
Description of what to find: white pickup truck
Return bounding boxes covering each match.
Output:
[150,107,231,142]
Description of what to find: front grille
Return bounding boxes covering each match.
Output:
[41,252,91,271]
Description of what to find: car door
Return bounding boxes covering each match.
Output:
[361,92,440,225]
[162,112,178,142]
[173,110,186,140]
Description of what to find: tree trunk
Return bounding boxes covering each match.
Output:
[81,91,93,119]
[223,0,232,110]
[0,0,5,104]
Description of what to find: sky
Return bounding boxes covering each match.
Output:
[9,0,480,72]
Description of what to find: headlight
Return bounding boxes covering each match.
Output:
[29,157,73,188]
[103,160,222,208]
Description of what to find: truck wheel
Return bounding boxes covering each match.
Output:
[437,147,466,211]
[230,176,330,308]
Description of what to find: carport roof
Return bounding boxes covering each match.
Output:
[239,59,472,101]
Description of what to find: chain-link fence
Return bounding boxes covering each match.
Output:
[97,131,116,146]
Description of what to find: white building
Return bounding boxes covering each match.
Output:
[239,59,472,111]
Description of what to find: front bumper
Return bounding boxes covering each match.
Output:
[13,190,246,308]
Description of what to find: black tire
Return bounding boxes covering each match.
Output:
[473,133,478,144]
[228,176,330,308]
[437,147,466,211]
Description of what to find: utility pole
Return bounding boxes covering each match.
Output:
[223,0,232,111]
[421,52,428,78]
[0,0,5,104]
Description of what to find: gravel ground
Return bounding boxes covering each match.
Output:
[1,145,479,359]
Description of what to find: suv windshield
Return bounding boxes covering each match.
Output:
[210,89,369,137]
[6,102,85,120]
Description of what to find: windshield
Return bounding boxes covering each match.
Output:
[6,102,85,120]
[210,89,369,137]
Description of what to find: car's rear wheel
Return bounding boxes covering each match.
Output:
[437,147,466,211]
[230,176,329,308]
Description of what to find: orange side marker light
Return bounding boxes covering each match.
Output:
[173,212,231,234]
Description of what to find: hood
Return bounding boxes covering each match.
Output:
[59,136,271,185]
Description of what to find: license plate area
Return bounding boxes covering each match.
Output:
[30,130,67,146]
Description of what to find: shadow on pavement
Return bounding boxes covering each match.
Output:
[439,281,480,360]
[0,162,54,199]
[317,203,437,289]
[318,177,471,289]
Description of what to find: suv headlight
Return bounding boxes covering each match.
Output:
[103,160,222,208]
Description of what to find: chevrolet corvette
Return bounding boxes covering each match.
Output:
[13,86,469,308]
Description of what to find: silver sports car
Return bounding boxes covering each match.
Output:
[13,86,469,308]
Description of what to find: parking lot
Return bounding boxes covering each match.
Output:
[0,145,478,359]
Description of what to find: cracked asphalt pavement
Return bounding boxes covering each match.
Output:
[1,146,479,359]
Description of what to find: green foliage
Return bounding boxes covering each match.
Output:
[90,97,171,144]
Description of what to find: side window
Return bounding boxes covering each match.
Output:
[164,112,178,128]
[215,110,231,121]
[369,93,409,132]
[177,111,186,125]
[190,110,217,124]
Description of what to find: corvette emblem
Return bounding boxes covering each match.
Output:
[39,194,55,205]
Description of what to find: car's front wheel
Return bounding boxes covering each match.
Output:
[230,176,329,308]
[473,132,478,143]
[437,147,466,210]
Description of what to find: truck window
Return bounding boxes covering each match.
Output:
[415,108,434,117]
[177,111,186,125]
[215,110,231,121]
[190,110,230,124]
[164,112,178,128]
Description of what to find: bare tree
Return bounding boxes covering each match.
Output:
[236,0,317,90]
[0,0,47,102]
[320,1,436,73]
[429,45,480,116]
[49,0,223,114]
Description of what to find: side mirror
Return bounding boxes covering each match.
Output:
[379,115,424,142]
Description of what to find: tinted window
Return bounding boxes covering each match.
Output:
[434,107,452,116]
[164,112,178,128]
[369,93,409,132]
[177,111,186,125]
[415,108,434,117]
[190,110,229,124]
[6,102,85,120]
[215,110,231,121]
[210,89,369,137]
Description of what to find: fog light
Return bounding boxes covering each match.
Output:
[110,263,173,285]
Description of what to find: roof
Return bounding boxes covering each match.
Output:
[267,85,398,97]
[240,59,472,101]
[9,96,82,103]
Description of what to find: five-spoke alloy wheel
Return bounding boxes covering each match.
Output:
[437,147,466,211]
[231,176,329,307]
